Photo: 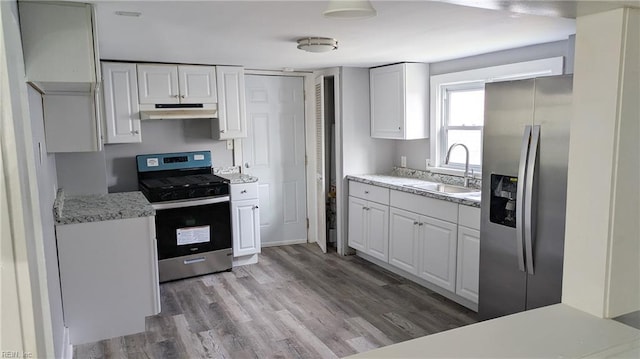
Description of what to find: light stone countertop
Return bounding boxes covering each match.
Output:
[347,174,481,208]
[346,304,640,358]
[218,173,259,184]
[53,189,155,225]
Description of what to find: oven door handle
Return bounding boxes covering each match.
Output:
[152,196,230,210]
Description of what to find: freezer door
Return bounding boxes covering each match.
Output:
[525,75,572,309]
[479,79,535,320]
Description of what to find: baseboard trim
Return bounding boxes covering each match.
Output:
[61,327,72,359]
[233,254,258,267]
[261,239,307,247]
[356,251,478,312]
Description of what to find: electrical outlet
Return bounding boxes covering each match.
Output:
[226,140,234,150]
[400,156,407,168]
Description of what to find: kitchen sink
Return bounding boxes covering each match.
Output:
[404,182,480,195]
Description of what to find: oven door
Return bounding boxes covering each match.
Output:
[153,196,231,260]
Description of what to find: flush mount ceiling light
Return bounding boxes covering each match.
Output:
[296,37,338,53]
[323,0,377,19]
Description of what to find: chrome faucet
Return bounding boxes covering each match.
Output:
[445,143,471,187]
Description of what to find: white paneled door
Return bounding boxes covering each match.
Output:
[242,75,307,246]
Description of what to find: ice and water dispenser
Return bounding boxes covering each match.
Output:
[489,174,518,228]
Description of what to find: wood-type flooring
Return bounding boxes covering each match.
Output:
[74,244,478,358]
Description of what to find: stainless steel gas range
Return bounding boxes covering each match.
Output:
[136,151,232,282]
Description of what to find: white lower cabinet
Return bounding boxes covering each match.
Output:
[348,196,389,261]
[418,216,458,292]
[230,182,261,258]
[456,226,480,302]
[389,207,457,290]
[56,216,160,345]
[231,199,261,257]
[389,208,420,275]
[348,180,482,310]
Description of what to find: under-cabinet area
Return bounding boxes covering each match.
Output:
[347,178,480,310]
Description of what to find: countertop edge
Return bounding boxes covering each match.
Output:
[218,173,259,184]
[344,304,640,358]
[54,191,155,225]
[346,174,481,208]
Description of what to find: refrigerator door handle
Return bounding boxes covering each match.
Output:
[516,125,532,273]
[524,125,540,275]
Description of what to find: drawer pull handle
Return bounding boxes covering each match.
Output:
[364,191,369,194]
[414,221,419,225]
[241,190,247,193]
[184,257,206,265]
[419,223,424,226]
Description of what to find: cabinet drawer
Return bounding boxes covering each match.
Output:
[390,190,457,223]
[230,182,258,200]
[458,205,481,230]
[349,181,389,205]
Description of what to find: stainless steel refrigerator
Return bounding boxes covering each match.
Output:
[478,75,573,320]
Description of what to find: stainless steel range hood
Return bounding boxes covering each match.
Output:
[139,103,217,120]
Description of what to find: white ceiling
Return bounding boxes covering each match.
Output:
[93,1,580,70]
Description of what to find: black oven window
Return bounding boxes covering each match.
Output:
[155,202,231,260]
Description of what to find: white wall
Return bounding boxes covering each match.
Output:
[0,0,54,356]
[339,67,395,253]
[103,119,232,192]
[27,86,66,358]
[395,39,574,171]
[562,7,639,318]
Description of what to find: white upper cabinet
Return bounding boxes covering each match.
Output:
[102,62,141,144]
[137,64,180,104]
[137,64,217,105]
[178,66,218,104]
[19,1,103,153]
[19,1,98,91]
[370,63,429,139]
[213,66,247,139]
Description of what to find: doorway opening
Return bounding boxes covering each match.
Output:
[323,76,337,252]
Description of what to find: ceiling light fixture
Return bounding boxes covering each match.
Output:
[323,0,377,19]
[296,37,338,53]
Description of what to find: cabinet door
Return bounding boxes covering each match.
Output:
[137,64,179,104]
[418,216,458,292]
[456,226,480,303]
[370,64,404,139]
[42,93,101,152]
[102,62,141,143]
[178,65,217,104]
[367,201,389,262]
[348,196,367,252]
[389,207,420,275]
[232,199,261,257]
[216,66,247,139]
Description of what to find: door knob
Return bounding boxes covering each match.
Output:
[220,129,226,133]
[244,162,250,168]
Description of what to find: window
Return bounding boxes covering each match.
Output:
[430,57,564,174]
[441,84,484,171]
